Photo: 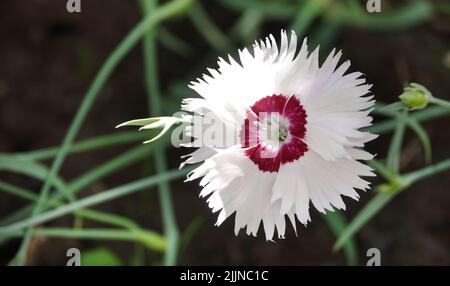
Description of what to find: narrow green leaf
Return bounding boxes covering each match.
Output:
[0,155,72,200]
[229,9,262,44]
[406,119,432,164]
[12,131,149,161]
[1,143,164,230]
[157,27,193,58]
[4,228,166,252]
[366,105,449,134]
[377,102,406,113]
[0,178,166,252]
[367,160,397,183]
[290,0,330,37]
[322,212,358,265]
[179,215,204,260]
[140,0,180,266]
[430,96,450,110]
[333,190,398,251]
[0,181,38,202]
[116,118,161,128]
[373,107,432,164]
[0,167,192,235]
[189,2,232,52]
[68,144,157,193]
[403,158,450,183]
[334,158,450,252]
[11,0,196,265]
[386,111,407,173]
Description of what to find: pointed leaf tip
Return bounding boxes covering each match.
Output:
[116,117,160,128]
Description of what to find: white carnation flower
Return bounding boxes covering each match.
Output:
[180,30,377,240]
[120,30,377,241]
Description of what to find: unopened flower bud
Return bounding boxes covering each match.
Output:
[399,83,431,110]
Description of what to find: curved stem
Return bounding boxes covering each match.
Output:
[0,167,192,235]
[334,158,450,251]
[0,182,141,231]
[11,0,195,265]
[140,0,180,266]
[367,160,397,183]
[430,97,450,110]
[375,107,432,164]
[386,110,407,173]
[366,106,449,134]
[404,158,450,183]
[1,142,166,230]
[189,2,232,52]
[5,228,166,252]
[13,131,148,161]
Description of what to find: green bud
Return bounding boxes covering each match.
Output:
[398,83,431,110]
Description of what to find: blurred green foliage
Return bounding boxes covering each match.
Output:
[0,0,449,266]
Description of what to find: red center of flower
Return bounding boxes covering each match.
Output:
[240,94,308,172]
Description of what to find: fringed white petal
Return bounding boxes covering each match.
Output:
[273,151,375,217]
[188,146,295,240]
[179,147,217,169]
[180,30,377,240]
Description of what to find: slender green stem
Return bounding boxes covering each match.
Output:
[229,9,262,44]
[3,143,166,226]
[0,156,167,249]
[0,182,140,231]
[404,158,450,183]
[367,160,397,183]
[1,143,164,231]
[4,228,166,252]
[386,110,407,173]
[178,215,203,261]
[11,0,195,265]
[290,0,330,38]
[0,207,32,227]
[333,190,399,252]
[375,108,432,164]
[430,96,450,110]
[68,144,156,192]
[0,155,71,201]
[322,212,358,265]
[0,178,171,252]
[157,26,193,57]
[366,106,449,134]
[76,209,140,230]
[189,2,232,52]
[13,131,148,161]
[0,181,38,202]
[309,20,341,51]
[140,0,180,266]
[0,156,81,231]
[334,158,450,251]
[0,167,192,234]
[6,103,446,165]
[405,118,432,163]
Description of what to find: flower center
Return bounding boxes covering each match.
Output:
[240,94,308,172]
[278,126,288,142]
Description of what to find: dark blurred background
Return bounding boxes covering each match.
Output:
[0,0,449,265]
